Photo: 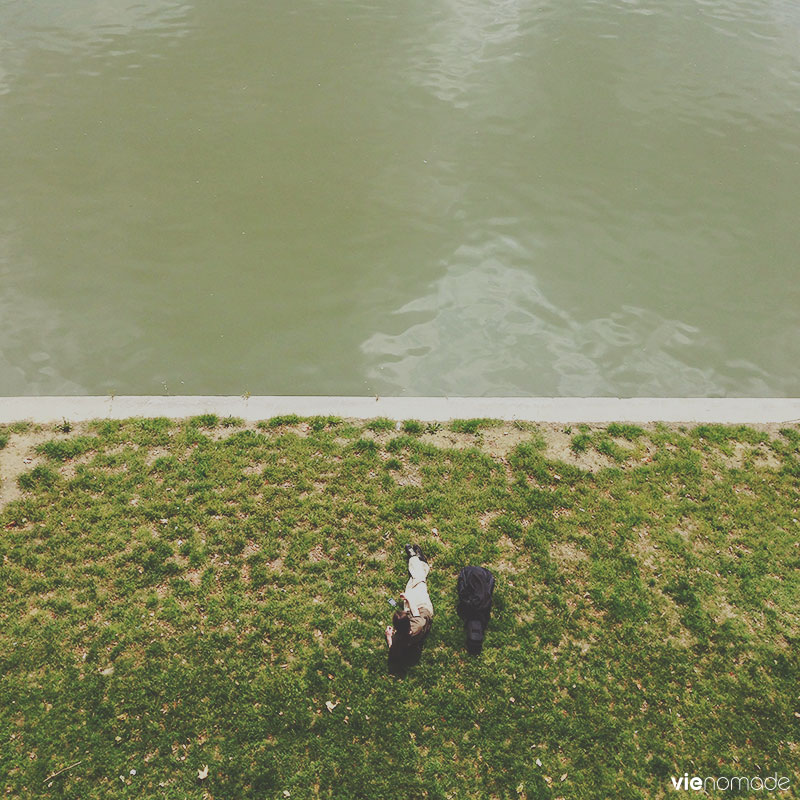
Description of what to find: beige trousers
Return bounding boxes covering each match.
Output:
[404,556,433,615]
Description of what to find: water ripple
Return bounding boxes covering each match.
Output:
[398,0,531,106]
[361,254,776,397]
[1,0,192,51]
[0,248,85,394]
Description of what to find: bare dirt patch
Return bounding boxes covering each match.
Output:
[628,528,663,574]
[1,440,39,509]
[208,422,259,441]
[284,423,312,438]
[479,426,539,460]
[298,480,327,499]
[237,541,261,583]
[58,449,103,480]
[389,461,423,487]
[492,533,531,575]
[0,427,84,509]
[266,556,284,573]
[416,425,539,484]
[537,424,614,472]
[144,446,172,466]
[714,441,783,471]
[309,544,326,563]
[710,596,741,626]
[358,427,396,446]
[242,541,261,559]
[105,443,138,455]
[550,541,588,569]
[418,430,478,451]
[479,510,502,530]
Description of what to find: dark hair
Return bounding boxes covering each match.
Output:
[388,609,412,656]
[388,609,428,673]
[392,609,411,636]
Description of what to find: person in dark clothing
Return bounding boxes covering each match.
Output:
[456,565,495,655]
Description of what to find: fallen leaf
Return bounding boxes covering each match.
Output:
[561,773,568,781]
[325,701,337,712]
[99,666,114,676]
[197,765,208,780]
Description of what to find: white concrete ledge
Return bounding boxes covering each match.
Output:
[0,396,798,424]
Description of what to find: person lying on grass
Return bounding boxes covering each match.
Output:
[385,544,433,667]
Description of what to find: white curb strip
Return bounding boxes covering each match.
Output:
[0,396,799,424]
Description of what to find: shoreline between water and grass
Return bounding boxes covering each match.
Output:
[1,395,800,425]
[1,412,799,799]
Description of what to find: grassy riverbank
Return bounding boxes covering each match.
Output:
[1,416,799,799]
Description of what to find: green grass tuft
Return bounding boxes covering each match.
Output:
[449,418,502,434]
[36,435,98,461]
[365,417,396,432]
[17,464,60,490]
[7,420,32,434]
[309,415,342,431]
[594,433,632,462]
[606,422,645,440]
[189,413,220,428]
[571,432,592,453]
[260,414,301,428]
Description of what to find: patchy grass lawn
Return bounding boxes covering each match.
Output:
[1,416,799,799]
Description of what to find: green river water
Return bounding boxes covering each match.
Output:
[1,0,799,396]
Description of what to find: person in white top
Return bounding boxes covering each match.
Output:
[385,544,433,665]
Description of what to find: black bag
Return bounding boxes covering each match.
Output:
[457,566,495,654]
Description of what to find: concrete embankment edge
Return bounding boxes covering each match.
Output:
[0,396,799,424]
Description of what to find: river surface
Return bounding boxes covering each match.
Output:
[1,0,799,397]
